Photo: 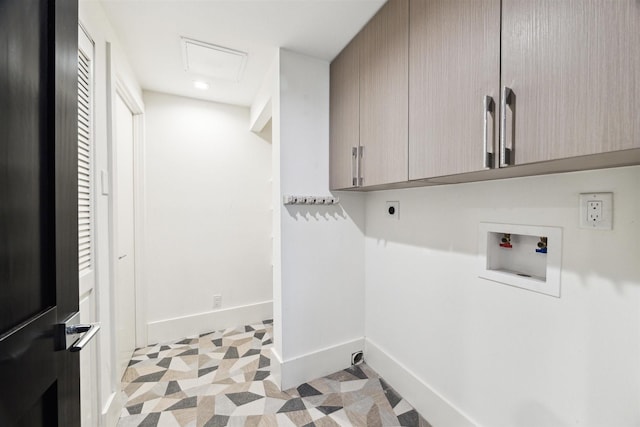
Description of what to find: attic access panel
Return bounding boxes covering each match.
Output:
[181,37,247,82]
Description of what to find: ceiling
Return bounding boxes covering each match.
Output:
[99,0,386,107]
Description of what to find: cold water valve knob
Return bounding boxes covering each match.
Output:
[536,237,548,254]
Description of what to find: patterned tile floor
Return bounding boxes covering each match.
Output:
[118,320,430,426]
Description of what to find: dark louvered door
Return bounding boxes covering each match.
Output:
[0,0,80,425]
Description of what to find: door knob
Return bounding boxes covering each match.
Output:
[56,312,100,352]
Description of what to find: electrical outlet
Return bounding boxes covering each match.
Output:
[386,201,399,220]
[213,294,222,310]
[580,193,613,230]
[587,201,602,223]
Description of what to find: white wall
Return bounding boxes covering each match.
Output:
[78,1,143,425]
[250,57,277,132]
[142,91,273,343]
[275,49,366,389]
[364,166,640,426]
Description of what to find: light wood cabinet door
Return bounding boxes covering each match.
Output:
[359,0,409,187]
[501,0,640,166]
[330,37,360,190]
[409,0,501,180]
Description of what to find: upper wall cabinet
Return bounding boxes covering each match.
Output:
[359,0,409,187]
[409,0,501,180]
[330,0,409,190]
[500,0,640,166]
[331,0,640,189]
[330,36,360,190]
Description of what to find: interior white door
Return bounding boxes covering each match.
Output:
[114,94,137,381]
[78,25,99,427]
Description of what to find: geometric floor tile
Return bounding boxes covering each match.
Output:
[118,320,431,426]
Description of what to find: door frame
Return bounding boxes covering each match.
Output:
[106,42,147,391]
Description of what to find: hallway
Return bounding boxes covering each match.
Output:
[117,321,429,426]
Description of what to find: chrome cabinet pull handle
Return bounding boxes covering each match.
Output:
[357,146,363,187]
[483,95,495,169]
[500,86,513,167]
[351,146,358,186]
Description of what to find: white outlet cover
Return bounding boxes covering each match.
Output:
[213,294,222,309]
[386,201,399,219]
[579,193,613,230]
[100,170,109,195]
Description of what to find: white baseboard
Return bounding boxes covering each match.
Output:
[365,338,478,427]
[146,301,273,345]
[101,391,126,427]
[280,338,364,390]
[269,347,283,389]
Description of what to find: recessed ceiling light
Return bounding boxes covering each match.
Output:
[193,81,209,90]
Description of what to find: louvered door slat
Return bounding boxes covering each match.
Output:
[78,48,93,274]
